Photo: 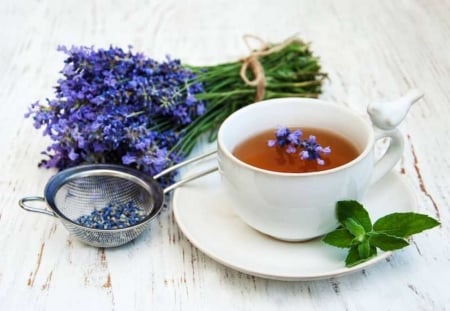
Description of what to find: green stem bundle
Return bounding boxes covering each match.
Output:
[176,38,327,155]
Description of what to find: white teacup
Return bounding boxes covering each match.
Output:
[217,91,423,241]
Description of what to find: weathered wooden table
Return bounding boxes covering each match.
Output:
[1,0,449,310]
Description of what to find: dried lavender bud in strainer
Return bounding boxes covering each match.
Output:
[76,201,147,229]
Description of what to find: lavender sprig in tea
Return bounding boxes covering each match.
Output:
[268,126,331,165]
[233,126,358,173]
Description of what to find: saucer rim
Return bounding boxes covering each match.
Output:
[172,170,416,281]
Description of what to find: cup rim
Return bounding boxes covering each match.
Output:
[217,97,374,177]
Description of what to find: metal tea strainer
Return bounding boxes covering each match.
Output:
[19,151,217,248]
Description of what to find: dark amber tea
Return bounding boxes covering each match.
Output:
[233,127,359,173]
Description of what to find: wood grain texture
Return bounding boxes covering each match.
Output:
[1,0,449,310]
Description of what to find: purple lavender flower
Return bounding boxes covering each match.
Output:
[25,45,206,184]
[267,139,277,147]
[276,126,289,137]
[268,127,331,166]
[274,126,291,147]
[287,129,302,145]
[300,150,310,160]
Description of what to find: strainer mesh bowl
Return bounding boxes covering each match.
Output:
[45,165,164,247]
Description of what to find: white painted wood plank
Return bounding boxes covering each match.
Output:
[1,0,449,310]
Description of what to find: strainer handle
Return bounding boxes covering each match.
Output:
[163,166,219,193]
[19,196,57,217]
[153,150,216,180]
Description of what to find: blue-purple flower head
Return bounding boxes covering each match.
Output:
[25,45,207,183]
[268,126,331,165]
[268,126,302,148]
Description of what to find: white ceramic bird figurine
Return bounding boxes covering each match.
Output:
[367,89,424,130]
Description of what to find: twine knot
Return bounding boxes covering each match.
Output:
[240,35,298,102]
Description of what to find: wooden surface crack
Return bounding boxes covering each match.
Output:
[27,242,45,287]
[407,135,441,219]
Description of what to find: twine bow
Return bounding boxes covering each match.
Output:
[240,34,300,102]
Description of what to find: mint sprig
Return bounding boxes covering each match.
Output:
[322,200,440,267]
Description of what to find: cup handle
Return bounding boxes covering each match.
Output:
[19,196,57,217]
[370,128,404,185]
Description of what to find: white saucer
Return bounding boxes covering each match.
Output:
[172,169,416,281]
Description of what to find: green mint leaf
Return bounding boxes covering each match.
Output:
[369,233,409,251]
[337,200,372,232]
[357,239,371,258]
[322,228,354,248]
[343,218,366,240]
[345,244,377,267]
[323,201,440,268]
[345,246,361,266]
[373,212,440,238]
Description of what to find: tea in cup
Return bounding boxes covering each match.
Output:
[217,92,422,241]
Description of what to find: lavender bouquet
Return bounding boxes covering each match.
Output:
[26,36,326,183]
